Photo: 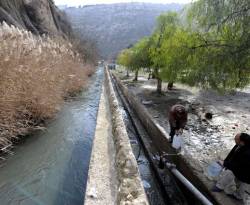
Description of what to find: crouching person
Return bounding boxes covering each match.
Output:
[169,104,187,143]
[213,133,250,204]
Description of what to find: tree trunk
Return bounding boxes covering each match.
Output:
[167,82,174,90]
[152,72,156,79]
[126,69,129,77]
[157,78,162,94]
[148,72,151,80]
[133,70,138,81]
[154,67,162,94]
[236,70,243,88]
[147,68,151,80]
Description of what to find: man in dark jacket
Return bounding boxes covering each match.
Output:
[213,133,250,203]
[168,104,187,143]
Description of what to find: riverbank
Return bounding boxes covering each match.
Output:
[0,23,94,153]
[113,69,246,205]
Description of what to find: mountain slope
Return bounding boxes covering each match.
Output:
[65,3,184,59]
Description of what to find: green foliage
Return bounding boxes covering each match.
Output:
[150,12,179,70]
[150,12,186,83]
[159,28,190,83]
[117,49,133,69]
[131,37,153,70]
[117,1,250,92]
[117,37,153,71]
[188,0,250,32]
[185,0,250,91]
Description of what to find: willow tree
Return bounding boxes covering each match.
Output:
[117,49,133,77]
[130,37,153,81]
[184,0,250,91]
[117,38,153,81]
[158,28,192,89]
[150,12,180,93]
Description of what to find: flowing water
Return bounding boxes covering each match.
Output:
[111,76,167,205]
[121,108,167,205]
[0,68,104,205]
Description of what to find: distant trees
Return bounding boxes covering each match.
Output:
[117,38,153,81]
[117,49,133,77]
[117,0,250,93]
[131,38,153,81]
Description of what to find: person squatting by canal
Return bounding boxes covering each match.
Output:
[168,104,188,143]
[213,133,250,204]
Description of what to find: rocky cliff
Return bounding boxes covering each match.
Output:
[0,0,71,37]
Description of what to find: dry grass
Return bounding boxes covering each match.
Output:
[0,22,94,150]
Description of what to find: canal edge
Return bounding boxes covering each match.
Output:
[84,68,149,205]
[84,85,118,205]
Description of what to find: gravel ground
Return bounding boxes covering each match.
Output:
[116,71,250,178]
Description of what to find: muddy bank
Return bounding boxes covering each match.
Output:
[113,71,243,205]
[105,69,148,205]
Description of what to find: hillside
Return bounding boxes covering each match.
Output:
[0,0,71,37]
[65,3,184,59]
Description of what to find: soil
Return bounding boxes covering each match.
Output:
[115,70,250,177]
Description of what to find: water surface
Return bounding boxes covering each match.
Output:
[0,68,104,205]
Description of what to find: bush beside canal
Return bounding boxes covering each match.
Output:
[0,22,94,149]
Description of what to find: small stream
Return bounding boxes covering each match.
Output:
[0,68,104,205]
[111,75,167,205]
[121,108,167,205]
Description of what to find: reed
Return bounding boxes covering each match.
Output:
[0,22,94,149]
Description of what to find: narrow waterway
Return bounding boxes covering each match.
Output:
[0,68,104,205]
[121,108,167,205]
[110,75,167,204]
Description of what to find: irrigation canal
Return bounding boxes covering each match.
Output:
[111,73,188,205]
[0,67,211,205]
[0,68,104,205]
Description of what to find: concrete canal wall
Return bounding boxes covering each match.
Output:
[84,87,117,205]
[105,69,149,205]
[85,68,239,205]
[85,69,149,205]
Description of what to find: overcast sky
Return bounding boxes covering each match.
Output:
[54,0,192,6]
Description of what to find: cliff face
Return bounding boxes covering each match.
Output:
[0,0,71,37]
